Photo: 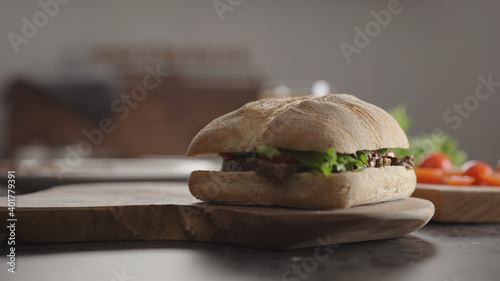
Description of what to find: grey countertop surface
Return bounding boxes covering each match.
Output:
[1,223,499,281]
[0,157,222,195]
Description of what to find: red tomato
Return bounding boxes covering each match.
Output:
[479,173,500,186]
[460,160,494,185]
[418,153,453,172]
[414,168,444,184]
[442,175,475,186]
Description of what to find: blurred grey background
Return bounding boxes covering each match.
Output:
[0,0,499,165]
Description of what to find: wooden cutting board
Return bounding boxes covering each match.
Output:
[0,182,434,249]
[412,184,500,223]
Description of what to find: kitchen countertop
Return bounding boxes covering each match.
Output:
[0,157,222,195]
[1,223,499,281]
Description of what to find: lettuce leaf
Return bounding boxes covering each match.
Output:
[388,105,411,134]
[256,145,367,177]
[388,105,467,166]
[391,133,467,167]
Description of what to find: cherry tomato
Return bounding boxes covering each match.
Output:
[479,173,500,186]
[414,168,444,184]
[460,160,494,185]
[418,153,453,172]
[442,175,475,186]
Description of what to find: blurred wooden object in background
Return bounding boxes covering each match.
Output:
[6,45,261,158]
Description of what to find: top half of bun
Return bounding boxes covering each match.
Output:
[187,93,409,156]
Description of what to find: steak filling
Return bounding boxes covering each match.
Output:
[220,151,414,185]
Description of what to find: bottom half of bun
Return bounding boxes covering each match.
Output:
[188,166,416,209]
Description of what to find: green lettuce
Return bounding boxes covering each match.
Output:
[388,105,411,134]
[256,145,367,177]
[389,105,467,166]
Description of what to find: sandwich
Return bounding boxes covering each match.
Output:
[186,93,416,209]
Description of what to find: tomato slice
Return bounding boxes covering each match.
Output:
[415,168,444,184]
[442,175,475,186]
[444,170,463,176]
[479,173,500,186]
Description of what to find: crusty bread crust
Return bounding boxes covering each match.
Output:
[188,166,416,209]
[187,94,409,156]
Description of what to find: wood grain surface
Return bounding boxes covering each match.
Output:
[412,184,500,223]
[0,182,434,249]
